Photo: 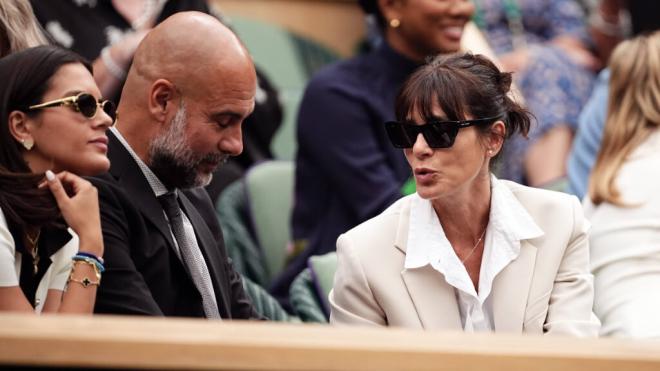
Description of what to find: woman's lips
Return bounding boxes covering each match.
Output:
[414,167,437,184]
[89,136,108,152]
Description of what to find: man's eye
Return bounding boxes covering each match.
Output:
[215,118,231,128]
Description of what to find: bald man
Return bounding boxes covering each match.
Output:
[90,12,260,318]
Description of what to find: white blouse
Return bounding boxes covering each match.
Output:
[404,176,544,332]
[0,207,78,313]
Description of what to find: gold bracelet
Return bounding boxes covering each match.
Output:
[68,276,100,288]
[68,260,101,288]
[72,259,102,280]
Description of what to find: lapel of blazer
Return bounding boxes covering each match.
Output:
[394,199,462,330]
[107,131,176,249]
[491,239,538,332]
[178,192,231,316]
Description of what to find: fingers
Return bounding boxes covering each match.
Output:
[44,170,94,203]
[45,170,69,206]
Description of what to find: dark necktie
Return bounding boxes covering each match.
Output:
[157,191,220,319]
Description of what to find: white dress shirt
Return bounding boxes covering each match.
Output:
[404,176,544,332]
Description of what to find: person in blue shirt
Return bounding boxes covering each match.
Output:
[566,69,609,199]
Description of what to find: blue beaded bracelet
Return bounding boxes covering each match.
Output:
[76,251,104,265]
[72,255,105,273]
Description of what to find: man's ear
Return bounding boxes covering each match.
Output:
[8,110,34,144]
[148,79,178,123]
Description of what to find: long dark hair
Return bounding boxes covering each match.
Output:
[0,45,91,230]
[395,53,532,159]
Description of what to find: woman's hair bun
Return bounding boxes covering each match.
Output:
[496,71,513,95]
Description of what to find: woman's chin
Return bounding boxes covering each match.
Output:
[70,158,111,177]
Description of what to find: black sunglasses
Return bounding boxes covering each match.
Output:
[28,93,117,121]
[385,116,499,149]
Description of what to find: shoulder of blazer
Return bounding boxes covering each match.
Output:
[340,195,414,257]
[500,180,581,241]
[501,180,578,212]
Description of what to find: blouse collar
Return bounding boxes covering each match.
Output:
[404,175,544,298]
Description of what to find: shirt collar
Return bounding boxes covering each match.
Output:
[404,175,544,272]
[375,41,420,80]
[110,126,169,197]
[488,175,544,241]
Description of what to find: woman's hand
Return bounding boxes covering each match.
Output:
[106,29,151,67]
[499,49,531,73]
[552,36,602,71]
[43,170,103,256]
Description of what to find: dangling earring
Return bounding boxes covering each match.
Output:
[389,18,401,28]
[22,138,34,151]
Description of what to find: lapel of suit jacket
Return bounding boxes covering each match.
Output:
[488,178,544,333]
[107,131,177,249]
[490,239,538,332]
[178,192,231,317]
[394,198,462,330]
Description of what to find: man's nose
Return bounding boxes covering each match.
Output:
[219,124,243,156]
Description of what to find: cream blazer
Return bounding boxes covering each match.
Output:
[330,181,599,336]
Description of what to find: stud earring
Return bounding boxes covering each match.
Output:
[22,138,34,151]
[389,18,401,28]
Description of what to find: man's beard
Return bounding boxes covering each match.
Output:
[148,104,229,189]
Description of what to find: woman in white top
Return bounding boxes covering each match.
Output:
[0,45,115,313]
[583,31,660,338]
[330,53,599,336]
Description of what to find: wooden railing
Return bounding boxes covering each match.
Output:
[0,314,659,370]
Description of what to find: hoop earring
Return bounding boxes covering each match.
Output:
[22,138,34,151]
[389,18,401,28]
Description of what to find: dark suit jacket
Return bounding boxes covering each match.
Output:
[91,131,259,319]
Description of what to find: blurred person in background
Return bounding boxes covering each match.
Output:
[30,0,208,101]
[280,0,476,307]
[583,31,660,338]
[472,0,598,187]
[0,46,114,313]
[0,0,48,57]
[567,0,660,198]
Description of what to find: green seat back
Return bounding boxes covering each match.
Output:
[215,180,268,287]
[230,16,339,160]
[308,252,337,316]
[289,268,328,323]
[241,274,299,322]
[244,160,295,283]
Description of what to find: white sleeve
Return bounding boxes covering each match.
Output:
[0,208,20,287]
[48,230,78,291]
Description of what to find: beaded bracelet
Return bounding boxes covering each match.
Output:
[72,255,105,274]
[75,251,104,265]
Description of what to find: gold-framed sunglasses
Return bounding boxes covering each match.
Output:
[28,93,116,121]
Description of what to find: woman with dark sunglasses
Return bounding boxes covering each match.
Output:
[330,53,599,336]
[0,45,114,313]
